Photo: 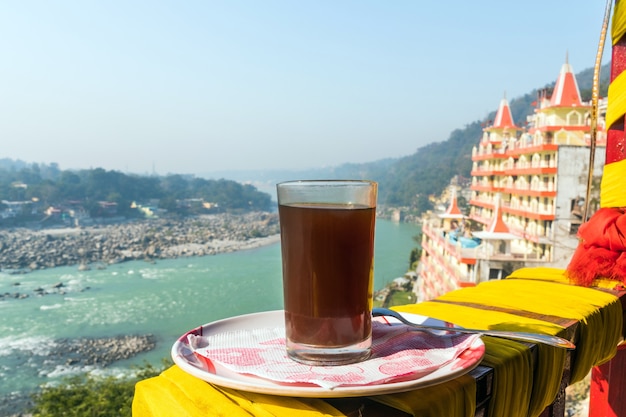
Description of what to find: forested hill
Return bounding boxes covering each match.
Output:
[206,64,610,211]
[344,63,611,209]
[2,64,610,217]
[0,164,273,220]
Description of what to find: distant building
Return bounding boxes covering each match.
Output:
[418,59,607,301]
[98,201,118,216]
[0,200,35,219]
[131,201,163,218]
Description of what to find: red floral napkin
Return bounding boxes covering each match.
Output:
[188,320,482,389]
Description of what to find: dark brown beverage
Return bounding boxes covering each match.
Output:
[279,203,375,350]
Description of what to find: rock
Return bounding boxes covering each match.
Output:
[0,213,280,273]
[49,334,158,366]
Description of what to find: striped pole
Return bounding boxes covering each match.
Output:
[566,0,626,287]
[603,0,626,208]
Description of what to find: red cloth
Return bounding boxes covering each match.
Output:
[566,207,626,286]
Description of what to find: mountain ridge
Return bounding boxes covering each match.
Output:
[2,63,611,211]
[203,62,610,208]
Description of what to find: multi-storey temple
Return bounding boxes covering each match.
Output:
[418,59,607,301]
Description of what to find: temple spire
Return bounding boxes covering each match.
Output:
[550,55,582,107]
[444,189,463,217]
[486,195,510,234]
[491,93,517,129]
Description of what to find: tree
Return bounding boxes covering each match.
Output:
[409,247,422,270]
[30,361,170,417]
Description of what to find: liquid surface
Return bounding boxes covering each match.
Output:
[279,203,375,346]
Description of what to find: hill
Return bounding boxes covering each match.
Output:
[2,63,610,216]
[210,62,610,210]
[375,62,610,208]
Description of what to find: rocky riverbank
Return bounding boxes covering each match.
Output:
[0,212,279,273]
[51,334,158,367]
[0,334,158,417]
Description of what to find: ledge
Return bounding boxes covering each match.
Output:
[133,269,626,417]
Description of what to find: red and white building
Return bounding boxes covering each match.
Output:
[418,59,607,301]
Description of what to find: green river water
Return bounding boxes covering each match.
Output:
[0,219,420,399]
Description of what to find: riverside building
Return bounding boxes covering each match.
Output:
[418,59,607,301]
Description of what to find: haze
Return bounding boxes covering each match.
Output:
[0,1,611,176]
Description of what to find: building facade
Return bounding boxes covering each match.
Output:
[418,60,607,301]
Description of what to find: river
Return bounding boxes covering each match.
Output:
[0,219,420,401]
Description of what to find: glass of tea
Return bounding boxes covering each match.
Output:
[276,180,377,365]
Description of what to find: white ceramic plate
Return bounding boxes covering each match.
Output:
[172,310,485,397]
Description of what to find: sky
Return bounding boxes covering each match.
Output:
[0,1,613,176]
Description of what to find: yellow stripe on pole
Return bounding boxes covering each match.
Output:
[613,0,626,45]
[606,71,626,128]
[601,158,626,208]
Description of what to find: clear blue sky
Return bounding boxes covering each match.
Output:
[0,1,612,176]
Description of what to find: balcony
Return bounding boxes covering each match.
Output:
[506,140,559,156]
[472,147,510,161]
[507,165,558,175]
[470,166,505,176]
[470,181,505,193]
[502,185,557,198]
[502,201,555,221]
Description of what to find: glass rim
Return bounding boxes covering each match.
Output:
[277,179,377,187]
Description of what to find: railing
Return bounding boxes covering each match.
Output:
[134,234,626,417]
[330,285,626,417]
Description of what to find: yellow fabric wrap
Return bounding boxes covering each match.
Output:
[133,273,622,417]
[133,362,476,417]
[508,266,625,289]
[608,0,626,129]
[132,365,345,417]
[613,0,626,45]
[605,72,626,130]
[601,158,626,208]
[393,301,564,417]
[372,374,476,417]
[480,339,533,417]
[437,271,623,384]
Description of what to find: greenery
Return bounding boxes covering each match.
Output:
[2,61,609,417]
[409,247,421,270]
[371,63,610,208]
[0,162,272,225]
[388,289,417,306]
[30,360,171,417]
[1,63,609,224]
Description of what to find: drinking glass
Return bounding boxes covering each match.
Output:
[276,180,377,365]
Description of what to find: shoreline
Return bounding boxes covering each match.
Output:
[0,334,159,417]
[0,212,280,274]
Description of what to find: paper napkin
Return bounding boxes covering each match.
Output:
[189,320,482,389]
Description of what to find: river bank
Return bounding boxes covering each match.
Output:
[0,218,422,416]
[0,212,279,274]
[1,334,158,417]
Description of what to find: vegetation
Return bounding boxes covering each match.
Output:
[1,64,609,226]
[8,63,608,416]
[250,63,611,213]
[30,361,171,417]
[388,289,417,306]
[0,162,272,226]
[371,63,610,209]
[409,229,423,271]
